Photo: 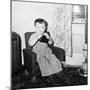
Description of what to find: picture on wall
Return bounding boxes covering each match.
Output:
[11,0,88,89]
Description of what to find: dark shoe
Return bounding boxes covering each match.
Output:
[56,71,63,78]
[29,76,38,84]
[44,75,56,85]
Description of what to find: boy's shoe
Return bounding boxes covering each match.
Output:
[44,75,56,86]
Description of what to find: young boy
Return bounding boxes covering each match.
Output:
[29,18,62,83]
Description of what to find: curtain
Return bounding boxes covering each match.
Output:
[51,4,72,57]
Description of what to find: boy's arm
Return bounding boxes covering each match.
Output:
[29,34,41,46]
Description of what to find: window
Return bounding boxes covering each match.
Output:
[72,5,86,23]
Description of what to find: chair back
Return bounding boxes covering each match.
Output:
[25,32,35,49]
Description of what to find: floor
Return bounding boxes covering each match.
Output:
[12,66,87,90]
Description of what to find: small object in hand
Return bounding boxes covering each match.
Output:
[39,35,49,43]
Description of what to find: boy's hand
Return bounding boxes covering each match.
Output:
[43,33,50,39]
[48,38,53,45]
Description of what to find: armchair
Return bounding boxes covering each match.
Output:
[12,32,22,76]
[23,32,65,81]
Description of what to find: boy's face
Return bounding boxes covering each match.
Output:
[35,22,46,34]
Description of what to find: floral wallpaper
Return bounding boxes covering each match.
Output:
[51,5,72,57]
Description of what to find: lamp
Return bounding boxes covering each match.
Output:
[78,43,88,77]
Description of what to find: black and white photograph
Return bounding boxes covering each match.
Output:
[11,0,88,89]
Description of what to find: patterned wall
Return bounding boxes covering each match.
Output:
[51,4,72,57]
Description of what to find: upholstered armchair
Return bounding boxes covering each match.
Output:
[23,32,66,81]
[12,32,22,76]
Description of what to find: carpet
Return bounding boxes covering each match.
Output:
[12,67,87,90]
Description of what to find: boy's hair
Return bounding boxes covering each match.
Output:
[34,18,48,29]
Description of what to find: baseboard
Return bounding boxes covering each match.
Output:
[61,61,82,67]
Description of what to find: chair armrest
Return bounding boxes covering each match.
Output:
[50,46,65,62]
[23,48,36,55]
[23,48,37,74]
